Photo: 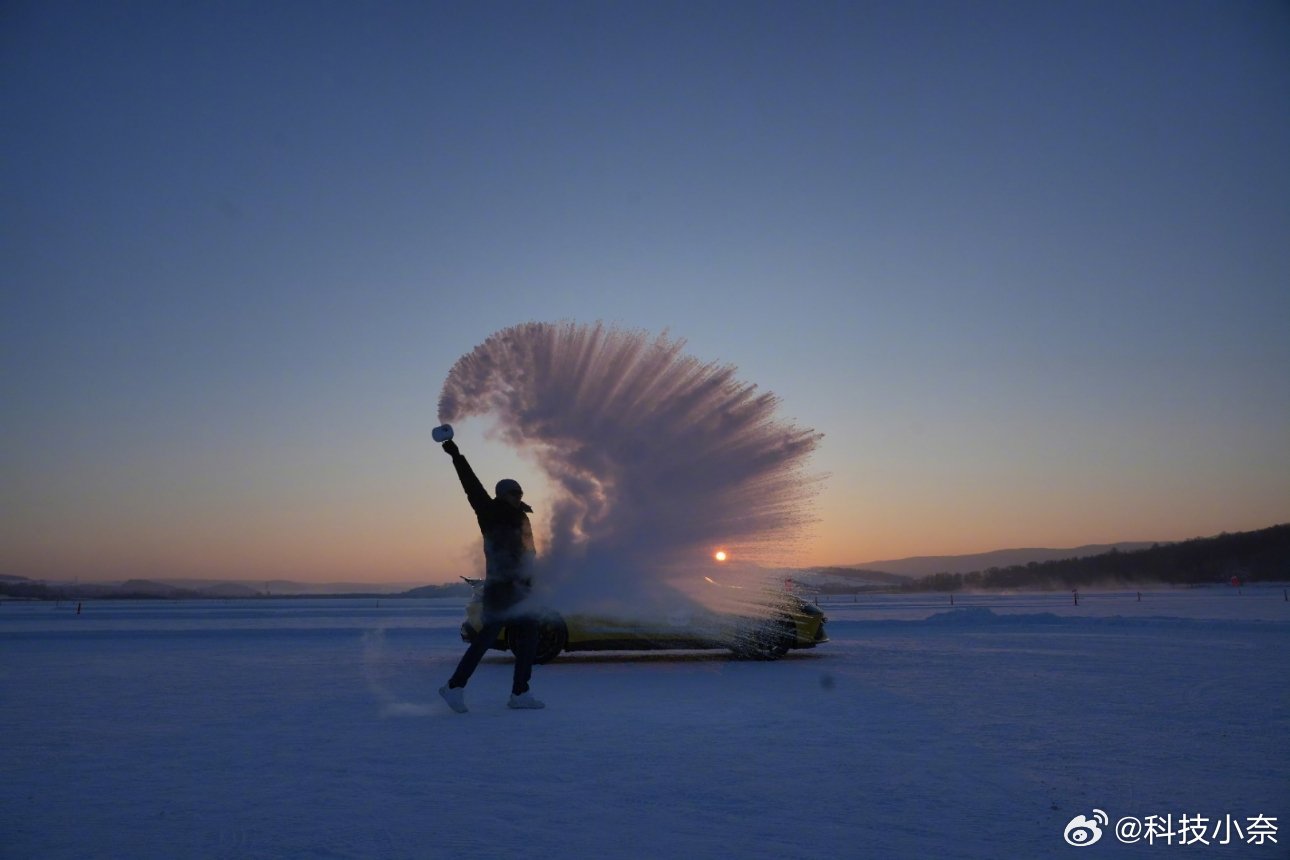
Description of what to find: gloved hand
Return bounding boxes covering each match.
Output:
[442,439,460,457]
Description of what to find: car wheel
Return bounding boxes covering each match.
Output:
[735,618,794,661]
[531,615,568,664]
[771,619,796,657]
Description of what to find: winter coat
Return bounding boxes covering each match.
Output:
[450,452,536,611]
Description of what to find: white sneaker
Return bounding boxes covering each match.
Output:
[507,691,546,710]
[439,685,468,713]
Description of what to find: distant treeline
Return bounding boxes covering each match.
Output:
[904,524,1290,592]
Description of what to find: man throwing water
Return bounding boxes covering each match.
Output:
[436,427,545,712]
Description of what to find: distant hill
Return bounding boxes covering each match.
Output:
[0,576,461,601]
[849,543,1160,578]
[796,567,909,593]
[158,578,421,596]
[904,525,1290,591]
[400,582,473,599]
[6,526,1285,601]
[199,583,264,598]
[255,579,422,596]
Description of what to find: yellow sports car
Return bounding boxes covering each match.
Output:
[458,578,828,663]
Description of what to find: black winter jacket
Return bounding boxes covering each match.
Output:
[450,451,536,609]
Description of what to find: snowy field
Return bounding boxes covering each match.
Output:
[3,587,1286,859]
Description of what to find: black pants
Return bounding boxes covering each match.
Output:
[448,612,538,696]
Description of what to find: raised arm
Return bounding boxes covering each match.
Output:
[442,440,490,514]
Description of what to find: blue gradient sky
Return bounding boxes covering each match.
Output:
[4,0,1288,583]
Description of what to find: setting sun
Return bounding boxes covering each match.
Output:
[714,550,728,562]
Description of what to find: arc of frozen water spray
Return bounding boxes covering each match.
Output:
[438,321,824,607]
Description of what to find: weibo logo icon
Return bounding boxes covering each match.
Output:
[1064,809,1109,847]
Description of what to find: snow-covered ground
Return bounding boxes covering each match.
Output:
[3,587,1286,858]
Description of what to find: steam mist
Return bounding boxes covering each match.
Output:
[438,322,823,613]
